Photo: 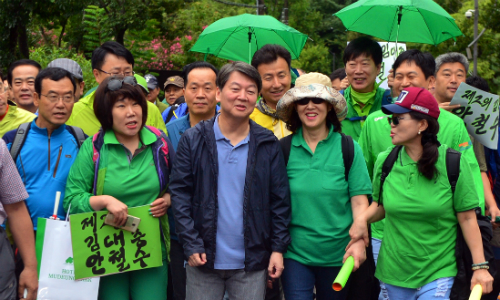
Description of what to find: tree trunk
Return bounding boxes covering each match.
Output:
[18,23,29,59]
[258,0,266,15]
[58,19,67,47]
[115,26,127,45]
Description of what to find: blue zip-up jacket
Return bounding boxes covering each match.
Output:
[3,119,83,230]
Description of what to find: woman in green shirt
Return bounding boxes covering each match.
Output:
[276,79,372,300]
[64,76,173,300]
[347,87,493,299]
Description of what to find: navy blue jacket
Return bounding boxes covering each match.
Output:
[169,117,291,271]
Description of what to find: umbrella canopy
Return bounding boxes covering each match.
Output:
[190,14,308,63]
[334,0,463,46]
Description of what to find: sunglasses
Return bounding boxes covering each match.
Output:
[387,115,409,126]
[296,98,324,106]
[106,76,138,92]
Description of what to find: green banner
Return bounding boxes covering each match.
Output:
[69,205,162,279]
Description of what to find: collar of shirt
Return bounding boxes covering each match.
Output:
[31,117,67,136]
[0,104,8,122]
[400,146,418,166]
[292,125,335,155]
[213,115,250,147]
[103,126,157,146]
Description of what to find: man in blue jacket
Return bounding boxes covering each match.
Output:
[170,61,291,300]
[165,61,219,300]
[3,67,84,230]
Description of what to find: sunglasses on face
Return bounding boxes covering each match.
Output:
[387,115,409,126]
[296,98,324,106]
[106,76,138,92]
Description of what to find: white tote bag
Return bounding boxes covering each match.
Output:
[36,217,100,300]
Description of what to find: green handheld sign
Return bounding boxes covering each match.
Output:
[332,256,354,291]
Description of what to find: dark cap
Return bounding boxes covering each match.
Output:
[144,74,158,90]
[164,76,184,89]
[382,87,440,119]
[47,58,84,81]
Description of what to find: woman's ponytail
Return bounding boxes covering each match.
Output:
[409,111,440,180]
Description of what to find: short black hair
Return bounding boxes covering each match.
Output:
[330,68,346,81]
[94,75,148,132]
[251,44,292,70]
[392,49,435,79]
[343,36,383,66]
[0,70,3,82]
[217,61,262,92]
[7,59,42,86]
[35,68,77,95]
[182,61,218,87]
[91,41,134,71]
[466,75,490,93]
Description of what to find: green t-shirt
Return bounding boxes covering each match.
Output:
[358,109,485,240]
[283,126,372,266]
[341,86,387,142]
[372,145,478,288]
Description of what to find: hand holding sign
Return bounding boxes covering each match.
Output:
[450,82,500,149]
[69,205,162,279]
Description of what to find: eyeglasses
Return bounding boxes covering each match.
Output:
[97,68,135,77]
[41,93,74,103]
[388,116,409,126]
[296,98,324,106]
[106,76,138,91]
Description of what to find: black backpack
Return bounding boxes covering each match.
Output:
[9,122,86,161]
[379,146,495,300]
[279,132,354,181]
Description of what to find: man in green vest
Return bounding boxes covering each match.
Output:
[66,41,166,135]
[341,37,389,141]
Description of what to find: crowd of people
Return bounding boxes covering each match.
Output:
[0,36,499,300]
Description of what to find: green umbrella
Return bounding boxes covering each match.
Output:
[334,0,463,46]
[190,14,308,63]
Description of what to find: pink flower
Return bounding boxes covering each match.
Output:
[185,35,192,41]
[202,25,208,29]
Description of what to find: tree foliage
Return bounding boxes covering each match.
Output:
[0,0,499,93]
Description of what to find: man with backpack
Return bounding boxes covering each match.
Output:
[3,67,86,230]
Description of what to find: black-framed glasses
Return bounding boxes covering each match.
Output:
[296,98,324,106]
[106,76,138,91]
[41,93,74,103]
[97,68,135,77]
[388,115,409,126]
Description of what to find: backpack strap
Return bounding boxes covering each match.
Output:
[9,122,32,162]
[67,126,86,148]
[446,148,461,194]
[91,130,105,195]
[341,133,354,182]
[165,105,179,124]
[379,146,402,205]
[279,135,293,166]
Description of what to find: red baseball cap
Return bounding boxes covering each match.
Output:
[382,87,440,119]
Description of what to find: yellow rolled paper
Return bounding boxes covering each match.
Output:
[332,256,354,291]
[469,285,482,300]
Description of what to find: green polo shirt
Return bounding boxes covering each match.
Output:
[283,126,372,267]
[358,109,485,241]
[372,145,478,288]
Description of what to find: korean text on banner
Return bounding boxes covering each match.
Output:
[377,42,406,90]
[69,205,162,280]
[450,82,500,149]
